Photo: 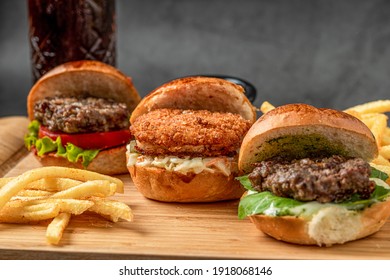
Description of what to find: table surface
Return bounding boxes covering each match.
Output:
[1,116,390,260]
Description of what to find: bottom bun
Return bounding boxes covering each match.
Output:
[128,164,245,202]
[249,199,390,246]
[33,145,128,175]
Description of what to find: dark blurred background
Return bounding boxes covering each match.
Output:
[1,0,390,117]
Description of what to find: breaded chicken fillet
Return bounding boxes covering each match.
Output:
[131,108,252,157]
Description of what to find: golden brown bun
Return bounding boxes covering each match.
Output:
[27,60,141,120]
[130,76,256,124]
[239,103,378,173]
[248,198,390,246]
[127,162,245,202]
[33,145,128,175]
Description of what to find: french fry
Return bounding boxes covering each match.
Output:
[371,155,390,166]
[88,198,133,222]
[381,133,390,146]
[50,180,116,199]
[25,199,94,215]
[0,166,124,211]
[46,213,71,245]
[344,109,362,119]
[0,203,60,223]
[344,100,390,114]
[27,178,82,192]
[16,189,54,198]
[0,166,132,245]
[369,114,388,147]
[260,101,275,114]
[0,177,15,188]
[379,145,390,160]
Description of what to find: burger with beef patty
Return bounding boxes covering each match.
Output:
[126,76,257,202]
[237,103,390,246]
[25,60,141,175]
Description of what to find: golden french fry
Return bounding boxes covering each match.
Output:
[50,180,116,199]
[0,202,60,223]
[369,114,388,147]
[344,109,362,120]
[381,133,390,146]
[345,100,390,114]
[0,166,132,246]
[26,199,94,215]
[379,145,390,159]
[46,213,71,245]
[260,101,275,114]
[0,177,15,188]
[27,178,82,192]
[0,166,124,212]
[88,198,133,222]
[371,155,390,166]
[16,189,54,198]
[360,118,375,130]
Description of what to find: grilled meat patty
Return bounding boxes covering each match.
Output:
[34,96,129,133]
[248,155,375,203]
[130,108,252,157]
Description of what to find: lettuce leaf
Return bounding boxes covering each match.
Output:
[236,175,255,191]
[24,121,99,168]
[24,120,40,150]
[237,167,390,219]
[370,166,389,181]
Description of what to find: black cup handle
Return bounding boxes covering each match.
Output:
[205,75,257,103]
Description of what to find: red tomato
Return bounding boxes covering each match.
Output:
[39,126,132,150]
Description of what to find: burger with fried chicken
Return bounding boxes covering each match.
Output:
[126,76,256,202]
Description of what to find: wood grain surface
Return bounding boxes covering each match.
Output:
[1,117,390,260]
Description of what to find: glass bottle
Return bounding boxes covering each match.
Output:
[28,0,116,82]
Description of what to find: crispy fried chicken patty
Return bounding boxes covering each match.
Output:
[130,108,252,157]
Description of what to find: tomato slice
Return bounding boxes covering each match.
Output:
[39,126,132,150]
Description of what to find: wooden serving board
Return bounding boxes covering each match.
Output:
[1,117,390,259]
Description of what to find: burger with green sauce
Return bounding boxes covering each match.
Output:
[237,103,390,246]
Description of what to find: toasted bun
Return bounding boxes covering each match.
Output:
[27,60,141,120]
[126,154,245,202]
[239,103,378,173]
[34,145,127,175]
[130,76,256,124]
[248,198,390,246]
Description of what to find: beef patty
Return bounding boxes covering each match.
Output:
[248,155,375,203]
[34,96,129,133]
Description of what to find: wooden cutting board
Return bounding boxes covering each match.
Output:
[1,116,390,259]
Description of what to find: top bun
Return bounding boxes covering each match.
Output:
[130,76,256,124]
[239,103,378,173]
[27,60,141,120]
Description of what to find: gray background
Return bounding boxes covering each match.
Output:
[1,0,390,117]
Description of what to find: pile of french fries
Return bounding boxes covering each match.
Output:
[344,100,390,177]
[0,166,133,245]
[260,100,390,180]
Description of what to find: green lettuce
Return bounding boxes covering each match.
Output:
[237,167,390,219]
[24,120,99,168]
